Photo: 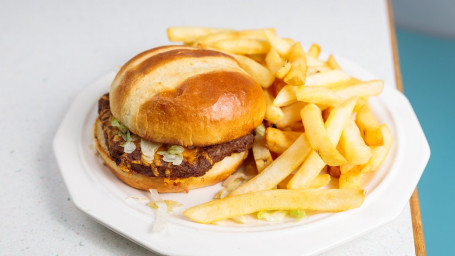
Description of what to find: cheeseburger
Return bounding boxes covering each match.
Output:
[94,45,266,192]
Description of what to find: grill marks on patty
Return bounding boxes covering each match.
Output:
[97,93,254,179]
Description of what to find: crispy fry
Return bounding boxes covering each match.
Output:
[279,173,330,189]
[265,30,293,56]
[265,127,301,154]
[356,103,384,146]
[325,97,357,145]
[296,86,343,106]
[340,119,372,165]
[233,54,275,88]
[264,90,284,122]
[336,80,384,100]
[212,38,270,55]
[252,133,273,172]
[328,166,341,177]
[339,169,363,189]
[184,189,365,223]
[273,85,297,107]
[167,27,230,43]
[275,102,306,128]
[275,61,291,79]
[284,42,308,85]
[287,152,326,189]
[307,43,321,58]
[265,48,285,74]
[305,70,351,86]
[230,134,311,196]
[301,104,347,166]
[360,124,393,173]
[327,54,341,70]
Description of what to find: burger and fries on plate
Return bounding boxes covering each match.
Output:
[93,27,393,225]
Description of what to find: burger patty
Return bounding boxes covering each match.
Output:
[97,93,254,179]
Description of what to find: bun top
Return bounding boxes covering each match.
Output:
[110,45,266,146]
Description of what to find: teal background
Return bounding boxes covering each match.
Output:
[396,28,455,255]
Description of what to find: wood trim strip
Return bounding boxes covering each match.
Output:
[387,1,426,255]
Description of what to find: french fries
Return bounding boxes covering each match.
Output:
[252,133,273,172]
[301,104,347,166]
[167,27,393,224]
[212,38,270,55]
[232,54,275,88]
[265,127,301,154]
[167,27,230,43]
[230,134,311,196]
[284,42,308,85]
[340,119,372,165]
[184,189,365,224]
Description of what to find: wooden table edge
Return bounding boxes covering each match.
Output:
[387,1,426,255]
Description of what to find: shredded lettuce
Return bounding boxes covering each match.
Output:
[111,117,128,134]
[257,210,288,222]
[257,209,306,222]
[157,146,184,165]
[148,200,183,213]
[255,123,266,136]
[289,209,306,219]
[148,189,167,233]
[141,139,161,162]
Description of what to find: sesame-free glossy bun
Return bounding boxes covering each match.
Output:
[94,119,247,192]
[109,45,266,147]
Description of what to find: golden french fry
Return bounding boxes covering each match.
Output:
[167,27,231,43]
[327,166,341,177]
[212,38,270,55]
[279,173,330,189]
[252,133,273,172]
[275,102,306,128]
[265,127,301,154]
[340,119,372,165]
[296,86,343,106]
[289,99,356,188]
[360,124,393,173]
[265,48,285,74]
[233,54,274,88]
[287,152,326,189]
[238,28,277,40]
[306,55,326,67]
[184,189,365,223]
[356,103,384,146]
[305,70,351,86]
[273,85,297,107]
[353,96,369,113]
[265,30,293,56]
[275,61,291,79]
[264,90,284,122]
[301,104,347,166]
[336,80,384,100]
[327,54,341,70]
[194,31,238,47]
[340,163,360,174]
[339,169,363,189]
[307,65,332,76]
[284,42,308,85]
[307,43,321,58]
[230,134,311,196]
[325,97,358,145]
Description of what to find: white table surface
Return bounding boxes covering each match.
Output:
[0,0,415,255]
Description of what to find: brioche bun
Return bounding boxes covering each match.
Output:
[109,45,266,147]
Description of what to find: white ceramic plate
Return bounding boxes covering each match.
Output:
[53,55,429,256]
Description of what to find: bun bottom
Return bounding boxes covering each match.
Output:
[94,119,247,192]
